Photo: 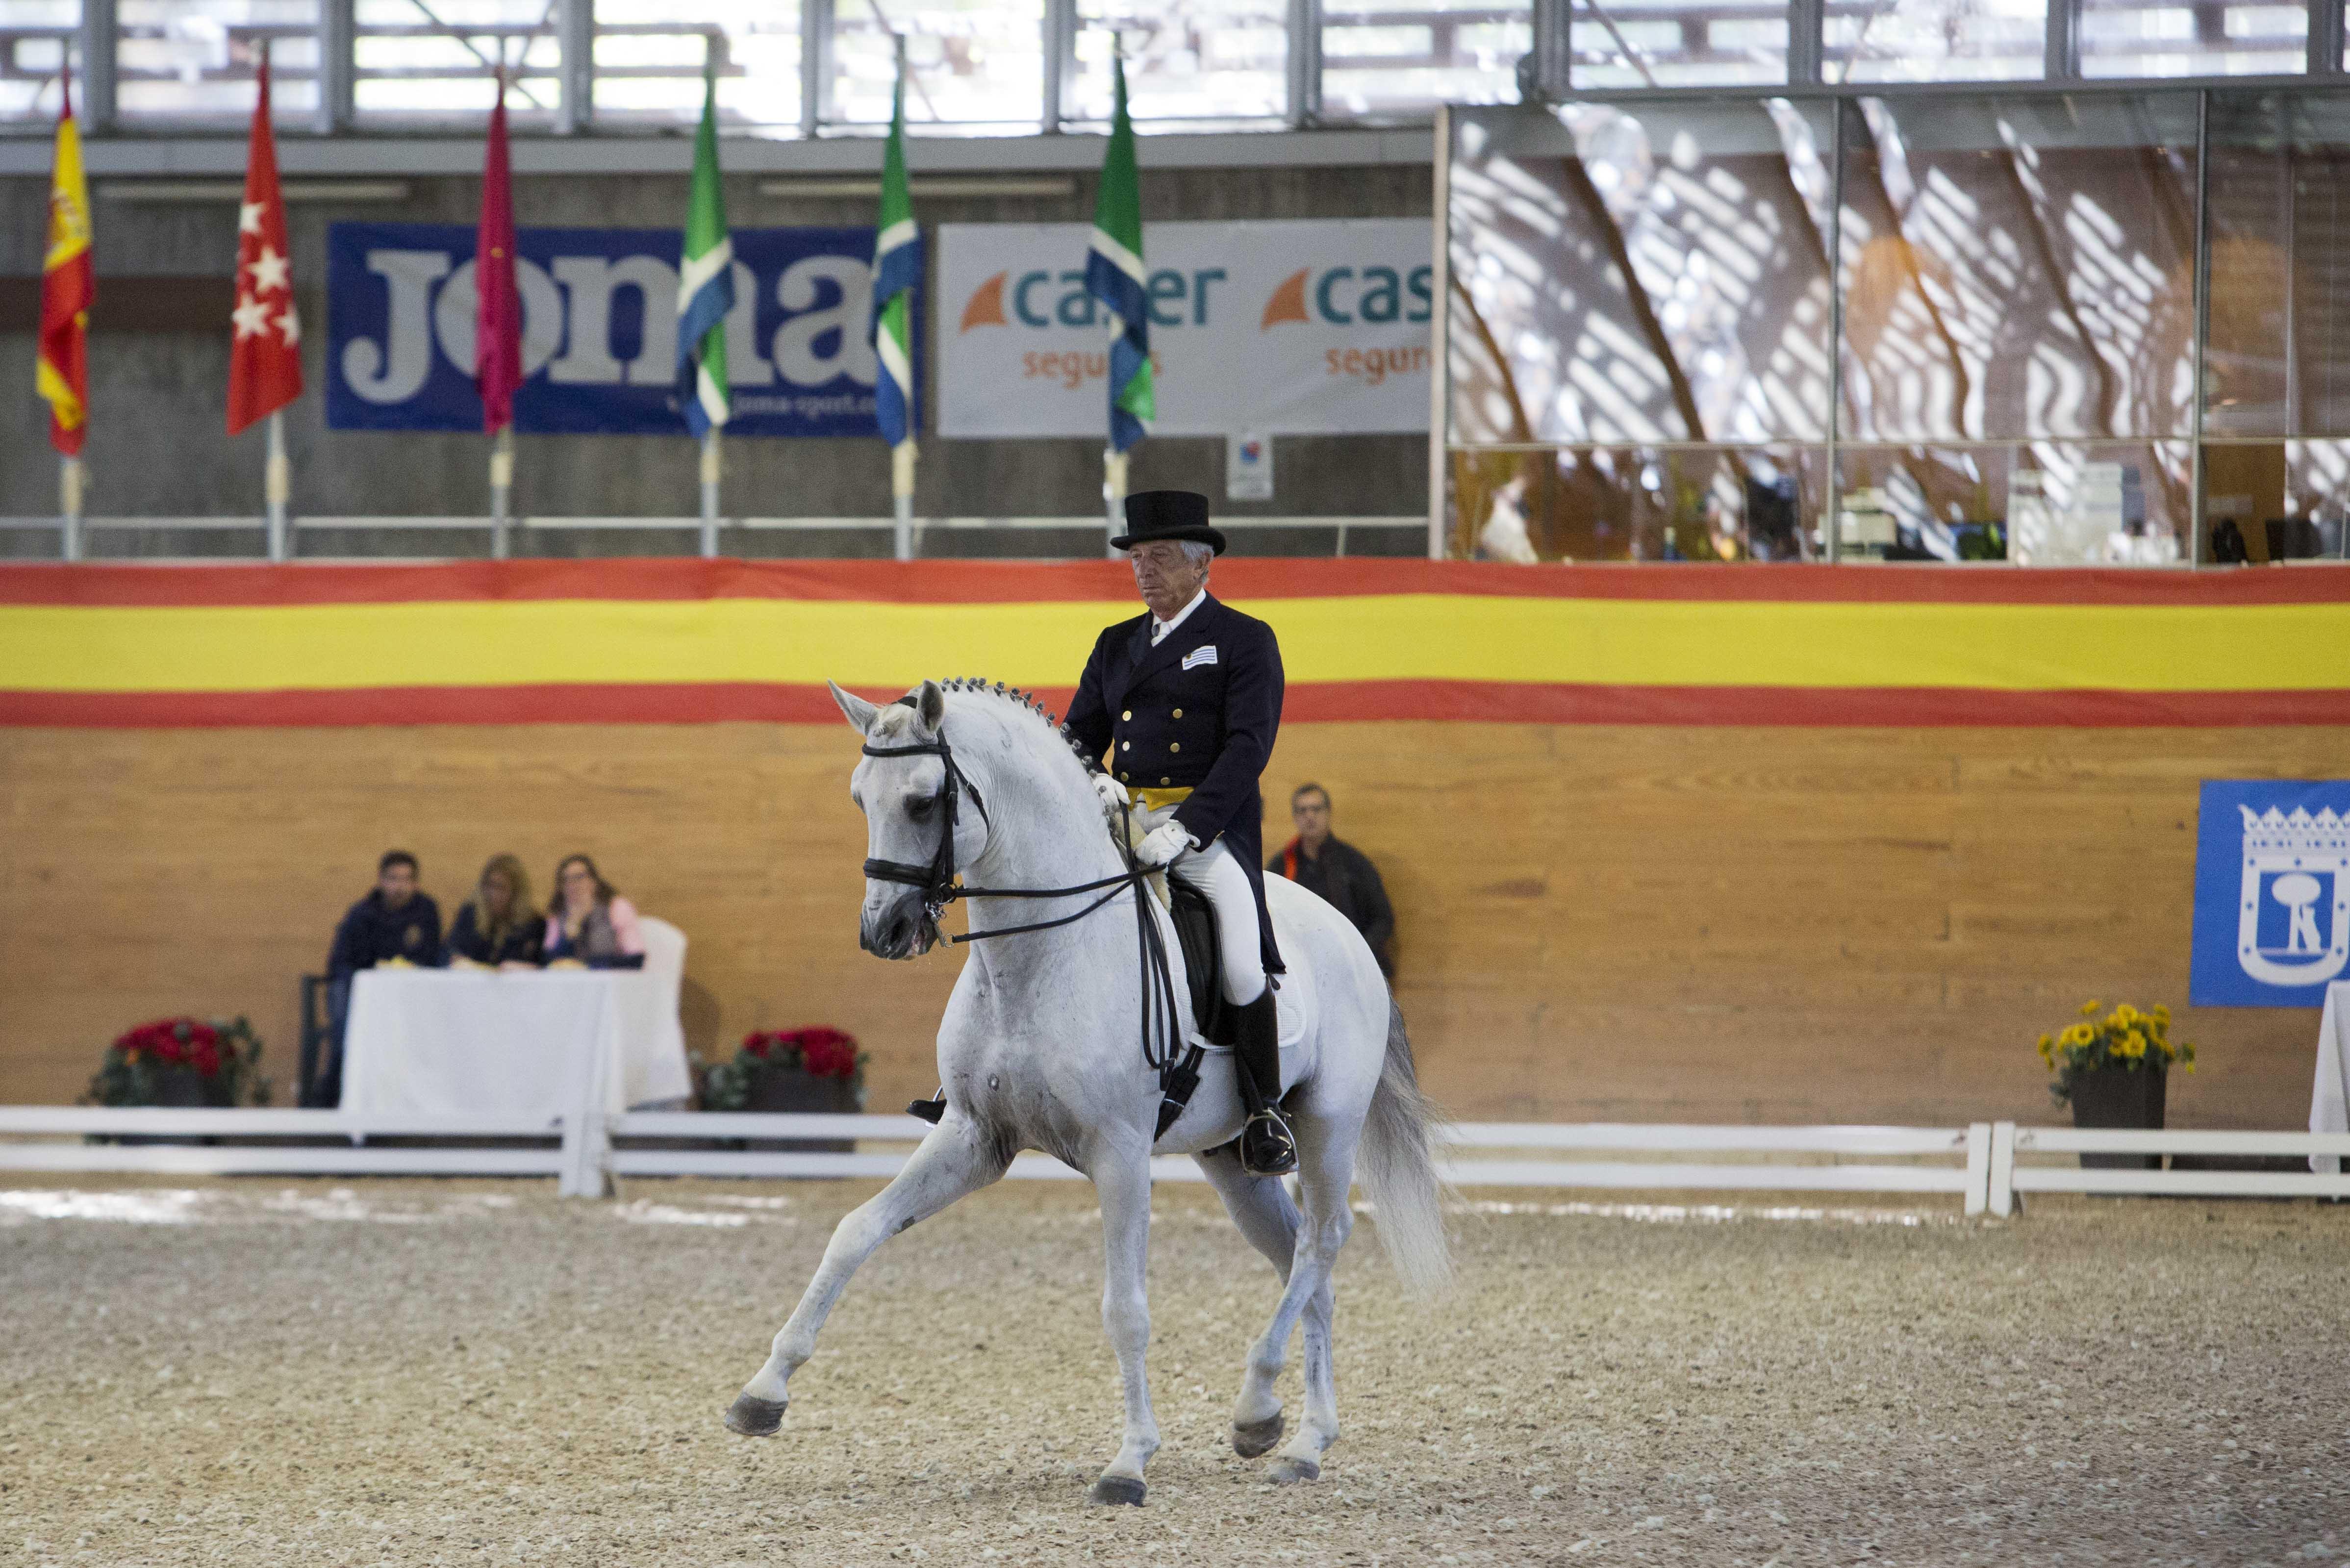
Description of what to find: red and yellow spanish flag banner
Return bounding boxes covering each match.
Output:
[37,75,94,457]
[1,560,2347,729]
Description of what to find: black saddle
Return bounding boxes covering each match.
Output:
[1168,880,1239,1049]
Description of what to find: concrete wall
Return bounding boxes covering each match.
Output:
[0,163,1433,555]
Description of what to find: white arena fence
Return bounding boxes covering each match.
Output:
[3,1108,2348,1215]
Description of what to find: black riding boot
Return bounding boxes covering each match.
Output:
[1234,988,1296,1177]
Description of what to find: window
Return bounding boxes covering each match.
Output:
[591,2,801,128]
[354,0,560,122]
[2079,0,2307,77]
[1071,0,1288,125]
[117,0,319,119]
[1824,0,2047,82]
[830,0,1044,131]
[1445,99,1836,558]
[1322,1,1530,120]
[1571,0,1789,87]
[1,1,79,121]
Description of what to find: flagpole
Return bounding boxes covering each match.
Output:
[893,439,917,561]
[60,456,83,562]
[1103,447,1126,558]
[700,430,722,557]
[490,427,513,558]
[889,38,913,564]
[265,411,291,561]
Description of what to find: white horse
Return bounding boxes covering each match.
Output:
[725,678,1449,1505]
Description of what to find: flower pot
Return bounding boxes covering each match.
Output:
[2068,1063,2165,1170]
[150,1065,233,1109]
[113,1065,232,1145]
[744,1063,861,1155]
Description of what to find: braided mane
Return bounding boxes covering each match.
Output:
[931,677,1101,780]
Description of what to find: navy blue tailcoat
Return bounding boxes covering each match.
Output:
[1064,593,1286,975]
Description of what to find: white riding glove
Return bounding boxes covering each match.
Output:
[1135,821,1194,868]
[1091,772,1130,816]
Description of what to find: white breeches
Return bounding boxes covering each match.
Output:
[1160,828,1267,1009]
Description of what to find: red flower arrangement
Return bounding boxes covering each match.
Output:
[86,1015,270,1107]
[702,1026,865,1110]
[741,1026,861,1080]
[116,1018,226,1078]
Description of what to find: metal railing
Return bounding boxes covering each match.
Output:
[0,514,1429,562]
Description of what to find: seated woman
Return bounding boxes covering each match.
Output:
[542,853,647,970]
[444,853,544,969]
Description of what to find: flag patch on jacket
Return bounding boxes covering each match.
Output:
[1182,645,1217,670]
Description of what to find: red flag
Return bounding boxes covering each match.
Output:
[474,73,522,434]
[38,73,94,457]
[227,49,302,436]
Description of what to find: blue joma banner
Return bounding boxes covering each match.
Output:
[2191,779,2350,1007]
[327,223,914,437]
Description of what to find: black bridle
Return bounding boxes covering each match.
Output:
[859,702,1198,1131]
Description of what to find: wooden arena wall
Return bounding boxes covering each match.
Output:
[3,560,2345,1126]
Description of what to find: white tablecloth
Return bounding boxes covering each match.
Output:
[2312,981,2350,1174]
[341,969,692,1121]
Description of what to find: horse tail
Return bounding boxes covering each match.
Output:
[1359,997,1453,1295]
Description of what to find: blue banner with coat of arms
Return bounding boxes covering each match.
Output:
[2191,780,2350,1007]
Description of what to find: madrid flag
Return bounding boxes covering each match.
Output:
[227,50,302,436]
[37,75,94,457]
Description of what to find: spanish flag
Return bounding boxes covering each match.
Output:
[38,75,94,458]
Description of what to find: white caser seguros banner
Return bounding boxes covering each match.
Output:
[936,219,1433,438]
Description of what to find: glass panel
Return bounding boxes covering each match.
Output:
[2198,436,2350,558]
[1321,1,1530,120]
[1447,102,1835,447]
[1450,444,1825,560]
[1836,94,2200,450]
[591,3,800,128]
[1070,1,1287,125]
[117,0,319,119]
[2202,91,2350,439]
[355,0,560,123]
[1836,441,2190,561]
[831,0,1043,131]
[0,1,78,123]
[1571,0,1789,88]
[2079,0,2307,78]
[1823,0,2046,82]
[1444,102,1833,558]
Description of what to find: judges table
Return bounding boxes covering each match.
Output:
[342,968,692,1122]
[2314,981,2350,1174]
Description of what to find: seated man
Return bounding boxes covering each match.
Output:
[314,849,444,1105]
[1269,783,1395,978]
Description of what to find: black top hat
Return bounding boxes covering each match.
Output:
[1111,489,1227,555]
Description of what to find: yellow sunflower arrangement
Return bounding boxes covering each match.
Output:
[2036,1000,2195,1105]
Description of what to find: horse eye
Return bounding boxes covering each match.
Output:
[907,793,938,821]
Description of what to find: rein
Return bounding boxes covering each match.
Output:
[860,704,1199,1131]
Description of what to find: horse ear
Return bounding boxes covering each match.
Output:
[828,681,879,734]
[913,679,948,733]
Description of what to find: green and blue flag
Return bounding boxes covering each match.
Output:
[1085,51,1151,454]
[870,57,919,448]
[676,59,733,439]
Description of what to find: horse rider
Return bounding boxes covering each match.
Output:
[1064,490,1295,1177]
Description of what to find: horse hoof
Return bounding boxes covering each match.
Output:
[1232,1412,1285,1459]
[1266,1456,1321,1486]
[1088,1475,1147,1508]
[724,1393,786,1437]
